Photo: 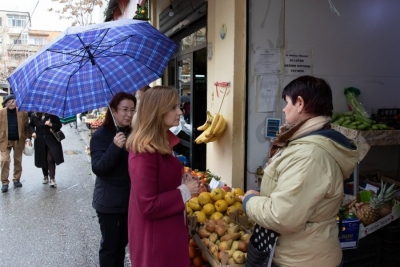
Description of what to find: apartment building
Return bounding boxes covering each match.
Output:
[0,10,60,91]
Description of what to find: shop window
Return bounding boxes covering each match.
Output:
[177,27,207,52]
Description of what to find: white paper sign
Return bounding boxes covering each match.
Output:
[284,50,312,75]
[254,49,282,75]
[209,178,224,190]
[257,75,279,112]
[365,183,379,193]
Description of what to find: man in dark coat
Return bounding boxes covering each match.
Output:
[0,95,31,193]
[29,113,64,187]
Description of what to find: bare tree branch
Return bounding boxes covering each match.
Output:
[49,0,104,26]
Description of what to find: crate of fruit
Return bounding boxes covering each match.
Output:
[188,212,253,267]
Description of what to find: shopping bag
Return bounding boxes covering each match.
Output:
[23,140,34,156]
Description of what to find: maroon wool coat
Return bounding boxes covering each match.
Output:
[128,132,189,267]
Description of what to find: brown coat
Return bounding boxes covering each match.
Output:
[0,108,30,151]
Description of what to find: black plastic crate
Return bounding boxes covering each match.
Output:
[380,256,400,267]
[381,240,400,254]
[376,109,400,129]
[377,109,400,117]
[379,219,400,242]
[343,233,382,266]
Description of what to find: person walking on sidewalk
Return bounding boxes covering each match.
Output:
[29,112,64,187]
[90,92,136,267]
[0,95,31,193]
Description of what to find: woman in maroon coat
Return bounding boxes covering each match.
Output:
[126,86,200,267]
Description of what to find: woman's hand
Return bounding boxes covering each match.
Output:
[113,132,126,148]
[239,190,260,201]
[44,119,52,127]
[31,133,37,139]
[183,171,200,196]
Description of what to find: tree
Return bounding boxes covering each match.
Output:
[48,0,104,26]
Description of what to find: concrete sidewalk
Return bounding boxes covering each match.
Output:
[75,118,91,147]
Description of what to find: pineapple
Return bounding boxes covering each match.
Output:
[349,181,396,226]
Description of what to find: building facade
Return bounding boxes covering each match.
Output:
[0,10,60,91]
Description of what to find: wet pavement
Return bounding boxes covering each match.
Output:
[0,119,131,267]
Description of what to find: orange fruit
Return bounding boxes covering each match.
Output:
[189,238,198,247]
[189,246,196,259]
[193,256,204,267]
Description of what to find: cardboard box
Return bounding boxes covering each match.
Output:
[358,201,400,239]
[338,217,360,250]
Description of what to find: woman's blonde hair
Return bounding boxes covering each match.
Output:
[126,85,179,154]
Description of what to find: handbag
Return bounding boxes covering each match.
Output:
[246,224,279,267]
[23,140,34,156]
[50,128,65,142]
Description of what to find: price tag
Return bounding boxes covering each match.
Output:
[209,178,222,190]
[365,183,379,193]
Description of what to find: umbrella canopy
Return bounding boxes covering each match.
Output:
[8,19,178,118]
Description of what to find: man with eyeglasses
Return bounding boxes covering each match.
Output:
[0,95,31,193]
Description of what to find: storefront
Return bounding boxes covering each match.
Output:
[104,1,400,265]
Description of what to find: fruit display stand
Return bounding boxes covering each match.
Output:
[340,190,400,266]
[331,124,400,195]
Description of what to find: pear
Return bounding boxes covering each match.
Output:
[231,240,240,251]
[215,224,228,236]
[209,232,218,243]
[233,250,246,264]
[197,228,211,238]
[218,239,233,251]
[227,225,240,234]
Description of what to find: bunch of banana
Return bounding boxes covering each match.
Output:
[195,112,227,144]
[196,111,213,131]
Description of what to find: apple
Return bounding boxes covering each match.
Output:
[222,184,232,192]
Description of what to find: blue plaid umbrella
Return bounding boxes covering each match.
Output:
[8,19,178,119]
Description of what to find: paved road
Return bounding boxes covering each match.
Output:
[0,120,130,267]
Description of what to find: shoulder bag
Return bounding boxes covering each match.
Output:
[50,128,65,142]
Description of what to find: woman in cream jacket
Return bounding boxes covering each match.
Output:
[241,76,359,267]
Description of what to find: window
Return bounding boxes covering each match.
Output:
[13,33,28,45]
[33,37,46,45]
[7,15,27,28]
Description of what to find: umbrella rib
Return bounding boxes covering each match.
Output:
[61,58,91,117]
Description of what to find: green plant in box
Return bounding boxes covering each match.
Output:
[349,181,396,226]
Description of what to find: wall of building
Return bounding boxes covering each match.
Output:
[206,0,246,188]
[246,0,400,189]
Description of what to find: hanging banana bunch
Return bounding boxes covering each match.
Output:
[195,111,227,144]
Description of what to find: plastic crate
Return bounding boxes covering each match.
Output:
[343,232,381,267]
[380,256,400,267]
[380,219,400,242]
[377,109,400,117]
[381,240,400,252]
[376,108,400,129]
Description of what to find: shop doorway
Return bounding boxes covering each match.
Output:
[168,42,207,170]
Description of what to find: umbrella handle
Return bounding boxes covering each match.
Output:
[107,104,120,132]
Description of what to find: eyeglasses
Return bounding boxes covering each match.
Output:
[117,108,136,115]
